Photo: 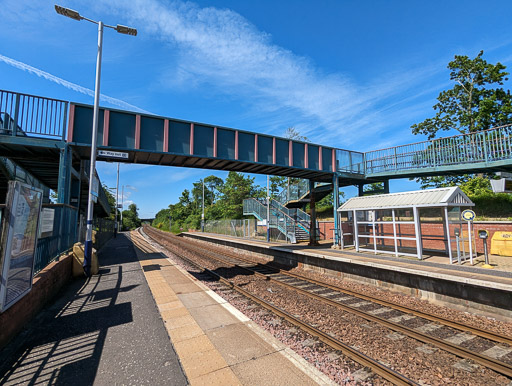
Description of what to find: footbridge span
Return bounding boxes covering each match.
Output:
[1,89,512,248]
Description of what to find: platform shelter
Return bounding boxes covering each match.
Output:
[337,187,475,262]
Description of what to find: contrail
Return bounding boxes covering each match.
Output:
[0,54,152,114]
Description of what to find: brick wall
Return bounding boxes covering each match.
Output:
[319,221,512,254]
[0,253,73,350]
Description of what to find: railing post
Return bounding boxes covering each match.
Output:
[432,140,436,167]
[483,133,488,163]
[61,101,69,141]
[12,93,20,136]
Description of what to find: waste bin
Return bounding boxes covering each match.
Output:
[490,232,512,256]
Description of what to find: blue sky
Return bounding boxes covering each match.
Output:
[1,1,512,217]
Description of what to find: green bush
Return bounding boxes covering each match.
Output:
[471,192,512,219]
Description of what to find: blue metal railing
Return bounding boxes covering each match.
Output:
[364,124,512,175]
[34,204,78,274]
[0,90,68,140]
[243,198,314,242]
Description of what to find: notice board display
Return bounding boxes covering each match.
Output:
[0,181,42,312]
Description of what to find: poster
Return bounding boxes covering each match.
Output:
[0,181,42,312]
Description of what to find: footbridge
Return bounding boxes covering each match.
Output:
[64,97,512,184]
[1,88,511,250]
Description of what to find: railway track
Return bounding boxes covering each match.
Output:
[141,226,512,383]
[139,227,414,385]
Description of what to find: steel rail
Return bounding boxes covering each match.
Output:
[220,250,512,346]
[140,227,416,386]
[171,228,512,346]
[144,227,512,378]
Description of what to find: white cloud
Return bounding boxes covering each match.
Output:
[96,0,446,147]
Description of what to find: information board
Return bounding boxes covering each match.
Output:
[0,181,42,312]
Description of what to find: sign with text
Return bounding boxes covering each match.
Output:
[98,150,129,159]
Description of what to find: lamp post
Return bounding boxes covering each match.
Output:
[115,162,120,237]
[201,179,205,232]
[55,5,136,276]
[266,175,270,242]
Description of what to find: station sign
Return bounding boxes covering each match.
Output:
[461,209,475,222]
[98,150,129,159]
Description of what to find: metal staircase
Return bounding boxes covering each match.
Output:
[275,180,333,208]
[242,197,316,243]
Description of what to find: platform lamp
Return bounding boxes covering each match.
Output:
[55,5,137,277]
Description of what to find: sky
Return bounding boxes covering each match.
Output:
[1,0,512,217]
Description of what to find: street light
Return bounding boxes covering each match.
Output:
[201,179,205,232]
[115,163,120,237]
[55,5,137,276]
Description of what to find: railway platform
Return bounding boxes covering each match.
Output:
[0,232,333,386]
[182,232,512,321]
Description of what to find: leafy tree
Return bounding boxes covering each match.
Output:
[102,184,121,220]
[411,51,512,188]
[412,51,512,139]
[152,208,171,231]
[204,175,224,204]
[459,176,493,196]
[122,203,141,230]
[217,172,264,219]
[269,175,286,198]
[284,127,310,142]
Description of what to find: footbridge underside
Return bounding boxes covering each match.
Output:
[67,103,364,183]
[1,89,512,189]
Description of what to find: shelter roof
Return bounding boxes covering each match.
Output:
[338,187,474,211]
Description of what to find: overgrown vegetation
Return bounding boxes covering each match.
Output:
[458,176,512,220]
[153,171,265,232]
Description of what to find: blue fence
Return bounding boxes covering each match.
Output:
[34,204,78,274]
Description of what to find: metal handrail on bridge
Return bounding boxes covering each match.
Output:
[0,89,68,140]
[363,124,512,176]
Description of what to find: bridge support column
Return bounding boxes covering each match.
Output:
[383,180,390,194]
[308,180,319,246]
[57,145,72,205]
[358,184,364,197]
[333,174,340,248]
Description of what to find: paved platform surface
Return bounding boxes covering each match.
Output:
[131,229,334,386]
[0,232,333,385]
[0,233,187,385]
[186,232,512,291]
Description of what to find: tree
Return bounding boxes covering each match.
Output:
[412,51,512,139]
[459,176,493,196]
[217,171,264,219]
[284,127,310,142]
[269,175,286,198]
[122,203,141,230]
[411,51,512,188]
[102,184,119,220]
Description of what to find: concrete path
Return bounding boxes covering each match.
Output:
[0,233,188,385]
[131,229,333,386]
